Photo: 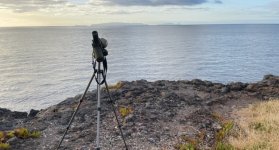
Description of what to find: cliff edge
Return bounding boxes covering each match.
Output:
[1,75,279,149]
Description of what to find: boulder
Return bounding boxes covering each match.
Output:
[228,82,247,91]
[28,109,40,117]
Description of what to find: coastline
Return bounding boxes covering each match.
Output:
[1,74,278,149]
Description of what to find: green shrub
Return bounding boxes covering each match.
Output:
[29,131,41,138]
[0,128,41,150]
[6,131,15,139]
[0,143,10,150]
[216,121,234,141]
[175,143,195,150]
[0,132,4,142]
[216,142,234,150]
[14,128,29,139]
[119,106,133,118]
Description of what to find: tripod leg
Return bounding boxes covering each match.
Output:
[103,80,129,150]
[96,70,101,149]
[56,71,96,150]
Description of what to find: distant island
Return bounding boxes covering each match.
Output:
[91,22,147,27]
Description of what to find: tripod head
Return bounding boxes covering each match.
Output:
[92,31,108,62]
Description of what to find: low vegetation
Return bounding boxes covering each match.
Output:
[173,99,279,150]
[0,128,41,150]
[119,106,133,118]
[216,121,234,142]
[213,112,235,150]
[107,81,124,90]
[175,143,196,150]
[229,99,279,150]
[0,143,10,150]
[215,142,234,150]
[174,112,235,150]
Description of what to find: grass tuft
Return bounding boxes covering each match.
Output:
[174,143,196,150]
[215,142,234,150]
[0,128,41,150]
[29,131,41,138]
[119,106,133,118]
[0,143,10,150]
[0,132,4,142]
[107,82,124,90]
[6,131,15,139]
[216,121,234,141]
[14,128,29,139]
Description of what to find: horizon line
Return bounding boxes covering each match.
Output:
[1,23,279,28]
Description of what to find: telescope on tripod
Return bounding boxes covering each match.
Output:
[56,31,128,150]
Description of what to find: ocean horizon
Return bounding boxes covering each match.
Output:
[1,24,279,111]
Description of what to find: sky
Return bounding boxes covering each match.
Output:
[0,0,279,27]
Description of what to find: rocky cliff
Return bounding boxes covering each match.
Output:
[1,75,279,150]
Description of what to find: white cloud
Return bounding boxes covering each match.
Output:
[0,0,66,12]
[99,0,208,6]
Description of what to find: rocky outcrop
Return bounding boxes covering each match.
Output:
[0,108,28,131]
[1,75,279,150]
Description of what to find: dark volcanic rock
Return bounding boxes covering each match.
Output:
[191,79,206,86]
[245,84,257,92]
[228,82,248,91]
[0,108,11,115]
[28,109,40,117]
[264,74,275,80]
[221,86,230,94]
[11,111,28,119]
[1,75,279,150]
[263,74,279,87]
[0,108,28,130]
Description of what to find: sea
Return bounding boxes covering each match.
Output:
[0,24,279,111]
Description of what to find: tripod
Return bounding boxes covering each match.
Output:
[56,59,128,150]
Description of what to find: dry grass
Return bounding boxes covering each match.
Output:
[229,99,279,150]
[119,106,133,118]
[107,81,124,90]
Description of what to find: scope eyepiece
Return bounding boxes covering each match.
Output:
[92,31,99,43]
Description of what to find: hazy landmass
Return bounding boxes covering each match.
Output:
[91,22,147,27]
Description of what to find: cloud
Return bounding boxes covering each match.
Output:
[96,9,144,15]
[0,0,223,14]
[163,6,210,11]
[101,0,209,6]
[214,0,222,4]
[0,0,66,13]
[267,1,279,12]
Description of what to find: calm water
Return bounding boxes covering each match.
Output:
[0,25,279,111]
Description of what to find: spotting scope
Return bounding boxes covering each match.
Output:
[92,31,108,62]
